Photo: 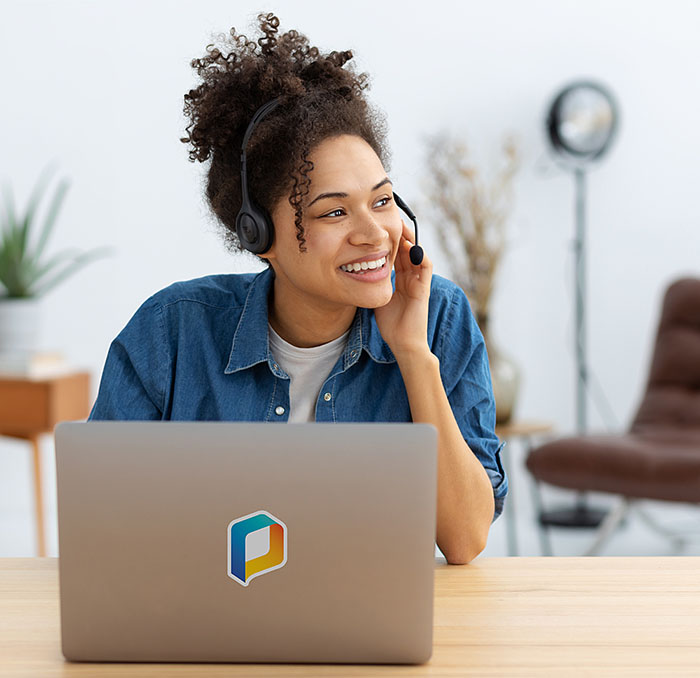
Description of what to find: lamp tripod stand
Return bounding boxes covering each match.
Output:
[538,167,607,529]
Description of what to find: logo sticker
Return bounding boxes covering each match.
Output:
[227,510,287,586]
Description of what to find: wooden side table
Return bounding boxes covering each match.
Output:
[0,371,90,556]
[495,420,555,556]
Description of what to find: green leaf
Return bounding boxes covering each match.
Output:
[30,178,70,265]
[0,247,12,295]
[31,246,112,297]
[24,247,83,289]
[17,163,58,260]
[0,183,18,233]
[0,241,27,296]
[4,223,24,266]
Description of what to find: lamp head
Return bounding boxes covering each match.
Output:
[546,81,619,167]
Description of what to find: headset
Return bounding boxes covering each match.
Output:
[235,98,424,266]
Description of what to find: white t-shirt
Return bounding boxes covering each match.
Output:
[268,323,350,422]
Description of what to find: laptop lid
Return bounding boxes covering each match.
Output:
[55,422,437,664]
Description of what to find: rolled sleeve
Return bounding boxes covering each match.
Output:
[488,441,509,522]
[438,285,509,522]
[89,299,168,421]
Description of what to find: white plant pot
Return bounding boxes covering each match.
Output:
[0,297,42,356]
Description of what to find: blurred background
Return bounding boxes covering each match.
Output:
[1,0,699,558]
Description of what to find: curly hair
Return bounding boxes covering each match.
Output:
[180,12,390,263]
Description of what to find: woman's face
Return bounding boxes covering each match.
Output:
[265,134,402,314]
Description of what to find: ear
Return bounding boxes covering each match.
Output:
[263,199,290,264]
[261,240,277,262]
[258,242,277,273]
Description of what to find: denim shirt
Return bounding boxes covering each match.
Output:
[89,267,508,520]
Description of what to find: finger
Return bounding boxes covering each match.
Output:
[393,235,408,275]
[393,221,406,265]
[402,219,415,244]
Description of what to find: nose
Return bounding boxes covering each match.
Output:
[348,209,391,246]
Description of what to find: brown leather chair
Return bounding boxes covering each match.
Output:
[526,277,700,555]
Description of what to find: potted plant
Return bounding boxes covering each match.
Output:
[423,133,521,424]
[0,166,110,357]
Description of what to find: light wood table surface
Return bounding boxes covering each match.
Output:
[2,557,700,677]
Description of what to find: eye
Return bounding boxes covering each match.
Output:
[320,208,345,218]
[374,195,393,208]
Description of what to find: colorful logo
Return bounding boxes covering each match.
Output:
[227,510,287,586]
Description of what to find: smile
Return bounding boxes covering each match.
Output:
[339,256,387,273]
[338,257,390,282]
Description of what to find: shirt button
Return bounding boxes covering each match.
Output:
[323,393,332,402]
[275,406,285,416]
[350,350,358,358]
[272,362,279,371]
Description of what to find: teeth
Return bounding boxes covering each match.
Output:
[340,256,386,273]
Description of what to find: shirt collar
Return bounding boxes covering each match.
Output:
[224,267,397,375]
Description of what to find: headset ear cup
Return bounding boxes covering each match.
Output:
[235,202,274,254]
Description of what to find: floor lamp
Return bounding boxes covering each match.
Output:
[542,80,620,528]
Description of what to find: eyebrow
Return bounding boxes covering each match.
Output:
[307,177,393,208]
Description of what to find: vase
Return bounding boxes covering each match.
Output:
[478,315,521,425]
[0,297,41,356]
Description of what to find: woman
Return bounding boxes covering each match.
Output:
[89,12,508,564]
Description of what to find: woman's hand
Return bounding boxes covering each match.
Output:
[373,219,433,359]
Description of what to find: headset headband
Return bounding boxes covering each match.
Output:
[240,98,281,208]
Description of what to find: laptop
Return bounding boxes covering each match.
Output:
[54,421,437,664]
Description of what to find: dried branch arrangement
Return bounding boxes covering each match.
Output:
[423,134,519,328]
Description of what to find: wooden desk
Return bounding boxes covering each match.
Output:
[0,372,90,556]
[2,557,699,676]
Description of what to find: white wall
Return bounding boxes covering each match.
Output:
[1,0,699,552]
